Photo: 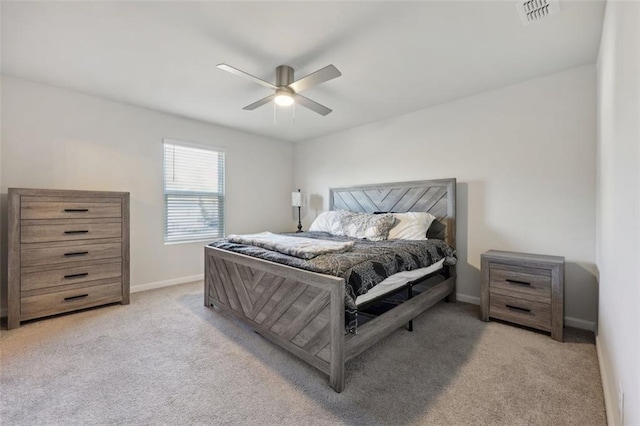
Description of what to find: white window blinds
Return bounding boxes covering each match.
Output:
[163,140,225,243]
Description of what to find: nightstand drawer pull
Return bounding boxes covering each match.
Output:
[63,208,89,212]
[64,251,89,257]
[505,279,531,286]
[64,273,89,279]
[64,230,89,234]
[505,304,531,313]
[64,294,89,301]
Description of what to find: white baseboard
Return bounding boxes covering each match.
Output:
[456,293,480,305]
[564,316,597,332]
[131,274,204,294]
[454,293,596,331]
[595,335,616,426]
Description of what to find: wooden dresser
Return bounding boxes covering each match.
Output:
[480,250,564,341]
[8,188,130,329]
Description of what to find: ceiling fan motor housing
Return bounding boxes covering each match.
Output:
[276,65,294,87]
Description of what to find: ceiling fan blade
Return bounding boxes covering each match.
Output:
[288,65,341,93]
[293,94,332,116]
[217,64,277,90]
[243,94,275,111]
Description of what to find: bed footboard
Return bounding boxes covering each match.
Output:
[205,246,455,393]
[205,246,346,391]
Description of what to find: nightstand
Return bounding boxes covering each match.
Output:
[480,250,564,341]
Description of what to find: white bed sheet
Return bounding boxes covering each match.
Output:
[355,258,446,306]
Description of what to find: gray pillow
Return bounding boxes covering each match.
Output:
[339,212,396,241]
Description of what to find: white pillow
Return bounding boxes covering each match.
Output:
[387,212,436,240]
[309,211,345,235]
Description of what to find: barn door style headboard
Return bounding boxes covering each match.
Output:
[329,178,456,247]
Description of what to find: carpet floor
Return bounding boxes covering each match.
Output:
[1,281,606,425]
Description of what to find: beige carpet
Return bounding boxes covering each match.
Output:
[1,281,606,425]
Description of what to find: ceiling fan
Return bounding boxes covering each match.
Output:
[217,63,341,116]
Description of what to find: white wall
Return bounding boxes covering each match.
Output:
[294,65,598,327]
[0,76,294,301]
[596,1,639,425]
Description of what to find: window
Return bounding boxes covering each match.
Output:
[163,140,225,243]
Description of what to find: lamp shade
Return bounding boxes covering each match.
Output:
[291,190,302,207]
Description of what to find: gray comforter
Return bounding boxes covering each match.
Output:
[209,232,456,333]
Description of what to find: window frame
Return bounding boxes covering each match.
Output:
[162,138,226,244]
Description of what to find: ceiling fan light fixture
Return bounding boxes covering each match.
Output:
[275,90,294,107]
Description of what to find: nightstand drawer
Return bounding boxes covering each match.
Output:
[21,260,122,291]
[21,281,123,321]
[21,200,122,220]
[489,292,551,332]
[489,264,551,302]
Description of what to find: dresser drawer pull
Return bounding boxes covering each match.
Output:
[64,251,89,257]
[64,294,89,301]
[64,208,89,212]
[505,279,531,287]
[64,230,89,234]
[505,304,531,313]
[64,273,89,279]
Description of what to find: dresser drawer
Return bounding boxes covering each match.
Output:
[21,281,123,321]
[489,292,551,332]
[21,200,122,220]
[21,220,121,243]
[489,263,551,302]
[21,261,122,291]
[21,242,122,267]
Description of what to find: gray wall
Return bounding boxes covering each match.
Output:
[294,65,598,329]
[1,76,294,301]
[595,1,639,424]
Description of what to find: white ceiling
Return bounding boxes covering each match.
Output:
[1,1,605,142]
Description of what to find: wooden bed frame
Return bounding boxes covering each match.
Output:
[204,178,456,392]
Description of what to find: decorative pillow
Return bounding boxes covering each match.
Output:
[339,212,396,241]
[309,211,347,235]
[387,212,436,240]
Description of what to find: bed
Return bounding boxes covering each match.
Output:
[204,178,456,392]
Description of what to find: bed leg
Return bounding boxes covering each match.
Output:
[444,266,457,303]
[330,365,345,393]
[330,281,345,393]
[406,284,414,331]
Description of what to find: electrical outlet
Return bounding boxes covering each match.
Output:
[618,382,624,425]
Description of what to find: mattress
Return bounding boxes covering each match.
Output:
[355,258,446,306]
[210,232,456,333]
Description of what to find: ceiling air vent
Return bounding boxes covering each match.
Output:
[517,0,560,25]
